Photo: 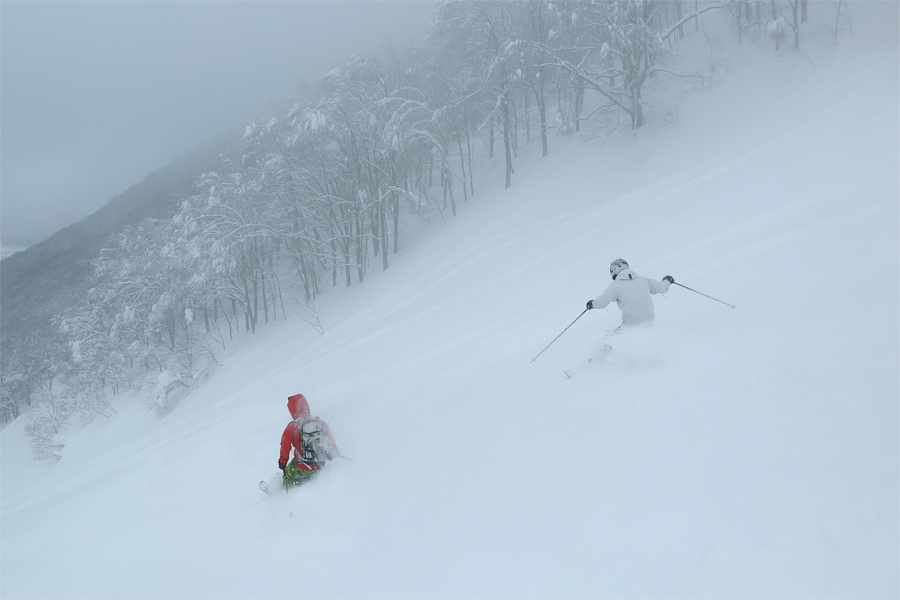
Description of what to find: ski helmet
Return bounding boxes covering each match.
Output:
[610,258,629,280]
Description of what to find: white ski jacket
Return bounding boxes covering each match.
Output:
[592,268,670,326]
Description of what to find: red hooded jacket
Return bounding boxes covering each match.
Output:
[278,393,338,471]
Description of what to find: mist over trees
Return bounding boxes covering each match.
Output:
[1,0,858,457]
[1,133,241,423]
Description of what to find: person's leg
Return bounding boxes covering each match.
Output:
[283,461,319,489]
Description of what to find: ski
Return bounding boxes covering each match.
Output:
[259,480,272,495]
[564,361,591,379]
[565,348,614,379]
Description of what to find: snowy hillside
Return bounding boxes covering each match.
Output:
[2,7,898,599]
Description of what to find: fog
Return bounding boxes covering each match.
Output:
[0,1,434,249]
[2,3,898,590]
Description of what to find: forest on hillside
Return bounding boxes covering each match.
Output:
[1,1,855,455]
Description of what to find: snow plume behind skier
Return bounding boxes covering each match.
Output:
[587,259,674,329]
[278,393,339,489]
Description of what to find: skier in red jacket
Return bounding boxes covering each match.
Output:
[278,393,338,488]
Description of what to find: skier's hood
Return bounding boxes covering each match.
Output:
[287,393,310,420]
[613,268,637,281]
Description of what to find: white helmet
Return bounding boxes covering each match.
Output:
[610,258,629,280]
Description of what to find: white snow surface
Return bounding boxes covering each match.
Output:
[3,8,898,599]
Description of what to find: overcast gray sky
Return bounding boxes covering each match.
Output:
[0,1,434,249]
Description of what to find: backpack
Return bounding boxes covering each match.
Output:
[296,418,333,465]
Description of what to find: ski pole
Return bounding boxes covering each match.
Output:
[673,282,736,309]
[532,307,590,363]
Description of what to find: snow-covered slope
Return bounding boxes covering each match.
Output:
[3,7,898,598]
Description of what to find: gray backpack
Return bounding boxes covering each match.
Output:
[297,418,333,465]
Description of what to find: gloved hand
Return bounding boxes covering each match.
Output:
[663,275,675,284]
[586,300,594,310]
[278,461,286,472]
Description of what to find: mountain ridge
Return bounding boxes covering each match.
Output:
[0,129,243,343]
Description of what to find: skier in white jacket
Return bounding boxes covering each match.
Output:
[587,259,674,327]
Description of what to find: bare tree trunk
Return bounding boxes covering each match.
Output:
[457,133,468,202]
[789,0,801,49]
[355,210,365,284]
[392,190,400,254]
[772,1,781,51]
[833,0,843,41]
[230,298,236,338]
[488,115,495,159]
[251,273,258,333]
[633,87,644,130]
[501,84,514,189]
[261,274,269,325]
[512,95,519,157]
[524,91,531,142]
[575,83,584,132]
[465,123,474,197]
[445,164,457,217]
[675,1,684,41]
[380,200,389,271]
[530,65,549,157]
